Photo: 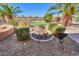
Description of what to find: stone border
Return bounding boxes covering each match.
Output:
[30,31,54,42]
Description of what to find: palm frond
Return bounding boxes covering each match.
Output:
[12,7,20,12]
[48,5,61,12]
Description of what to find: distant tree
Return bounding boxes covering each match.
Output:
[44,13,53,22]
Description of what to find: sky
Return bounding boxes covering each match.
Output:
[9,3,53,17]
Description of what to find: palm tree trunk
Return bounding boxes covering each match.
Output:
[62,15,72,26]
[8,16,14,24]
[67,16,72,26]
[62,15,68,26]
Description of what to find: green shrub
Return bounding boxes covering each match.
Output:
[15,28,30,41]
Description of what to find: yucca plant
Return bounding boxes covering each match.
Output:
[15,28,30,41]
[49,23,66,44]
[15,20,30,41]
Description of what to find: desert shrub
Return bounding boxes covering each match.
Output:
[18,20,29,28]
[9,19,18,27]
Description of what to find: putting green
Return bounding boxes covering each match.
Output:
[31,21,49,27]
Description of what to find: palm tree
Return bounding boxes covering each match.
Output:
[0,10,6,23]
[47,3,79,26]
[0,3,7,23]
[0,4,22,24]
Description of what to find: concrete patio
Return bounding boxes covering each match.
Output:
[65,25,79,44]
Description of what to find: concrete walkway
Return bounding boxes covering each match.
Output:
[65,26,79,44]
[68,34,79,44]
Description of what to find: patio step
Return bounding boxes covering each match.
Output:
[68,34,79,44]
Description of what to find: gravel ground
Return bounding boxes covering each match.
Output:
[0,34,79,56]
